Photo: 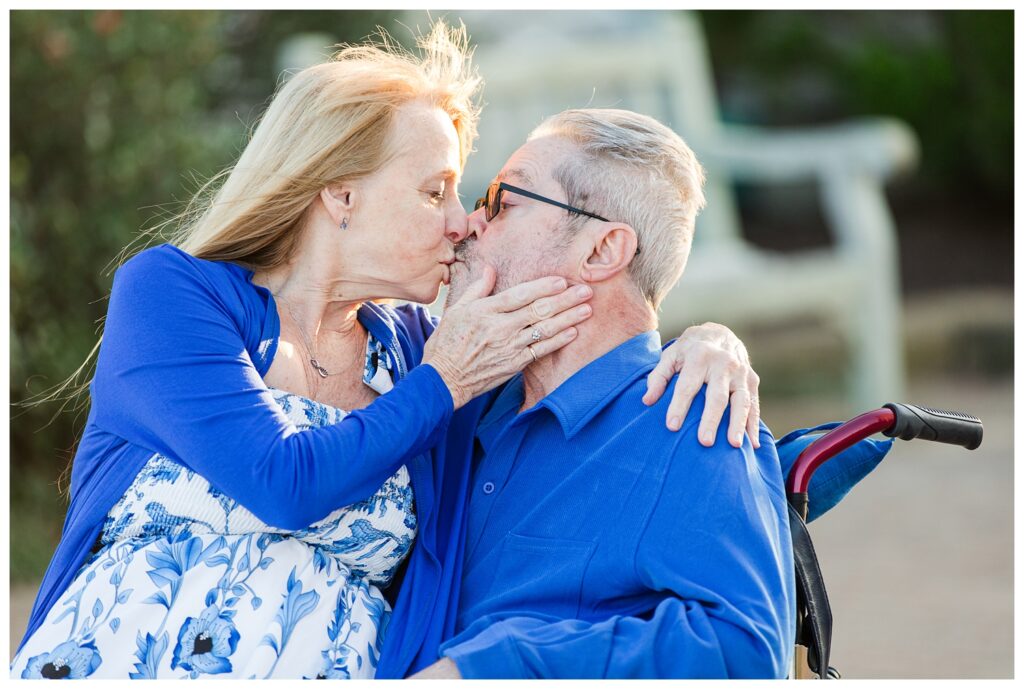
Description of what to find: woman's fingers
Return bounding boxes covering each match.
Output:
[486,275,574,313]
[507,284,593,330]
[642,350,680,406]
[745,371,762,448]
[649,326,762,449]
[520,326,579,364]
[528,284,593,327]
[664,357,706,432]
[515,303,592,349]
[698,361,758,449]
[660,356,753,448]
[697,363,731,447]
[726,387,752,449]
[644,340,711,433]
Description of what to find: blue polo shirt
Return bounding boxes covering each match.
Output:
[439,331,796,679]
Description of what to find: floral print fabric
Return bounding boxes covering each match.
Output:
[13,336,416,679]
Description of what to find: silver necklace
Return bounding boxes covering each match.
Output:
[274,294,339,379]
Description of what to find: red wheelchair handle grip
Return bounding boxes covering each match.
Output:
[786,409,895,495]
[786,404,984,496]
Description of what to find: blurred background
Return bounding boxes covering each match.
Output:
[9,10,1012,677]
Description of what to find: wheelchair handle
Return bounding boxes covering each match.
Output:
[882,402,983,450]
[786,403,983,498]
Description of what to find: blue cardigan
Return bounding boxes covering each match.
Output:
[17,244,482,679]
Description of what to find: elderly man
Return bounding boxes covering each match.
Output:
[407,108,795,679]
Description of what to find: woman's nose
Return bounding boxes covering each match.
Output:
[444,201,469,243]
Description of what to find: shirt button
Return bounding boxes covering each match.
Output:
[482,481,496,495]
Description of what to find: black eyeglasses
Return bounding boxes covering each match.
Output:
[474,182,609,223]
[473,181,639,255]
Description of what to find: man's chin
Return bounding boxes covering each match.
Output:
[444,263,473,309]
[443,282,462,310]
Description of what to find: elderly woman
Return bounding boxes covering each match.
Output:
[12,23,760,680]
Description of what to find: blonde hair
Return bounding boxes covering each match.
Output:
[28,20,483,493]
[529,108,706,310]
[175,20,481,269]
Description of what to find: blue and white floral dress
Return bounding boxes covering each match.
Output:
[12,334,415,680]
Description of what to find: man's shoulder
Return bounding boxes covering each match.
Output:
[602,373,708,439]
[603,377,782,488]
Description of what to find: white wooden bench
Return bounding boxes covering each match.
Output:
[451,10,917,408]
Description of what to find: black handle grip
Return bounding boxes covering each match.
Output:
[882,403,983,450]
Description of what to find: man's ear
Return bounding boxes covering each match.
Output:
[319,183,355,226]
[578,223,639,284]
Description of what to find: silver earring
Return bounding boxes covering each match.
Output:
[340,217,349,231]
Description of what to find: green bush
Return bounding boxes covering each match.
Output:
[10,9,388,582]
[700,10,1012,201]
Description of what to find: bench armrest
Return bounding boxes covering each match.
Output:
[702,117,919,183]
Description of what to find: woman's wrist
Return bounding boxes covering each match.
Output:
[421,357,469,410]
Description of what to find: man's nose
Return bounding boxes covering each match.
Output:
[444,202,470,243]
[467,206,488,239]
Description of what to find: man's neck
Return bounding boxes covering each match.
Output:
[519,287,657,412]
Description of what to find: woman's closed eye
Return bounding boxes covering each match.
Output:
[423,178,447,203]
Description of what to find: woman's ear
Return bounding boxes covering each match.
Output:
[320,183,355,228]
[578,224,639,284]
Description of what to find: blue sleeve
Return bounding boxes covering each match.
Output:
[443,423,794,679]
[776,424,894,522]
[90,248,454,531]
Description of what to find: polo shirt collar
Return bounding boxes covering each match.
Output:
[540,330,662,439]
[476,330,663,446]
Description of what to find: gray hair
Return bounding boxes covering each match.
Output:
[528,108,706,310]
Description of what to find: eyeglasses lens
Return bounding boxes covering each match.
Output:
[487,183,500,222]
